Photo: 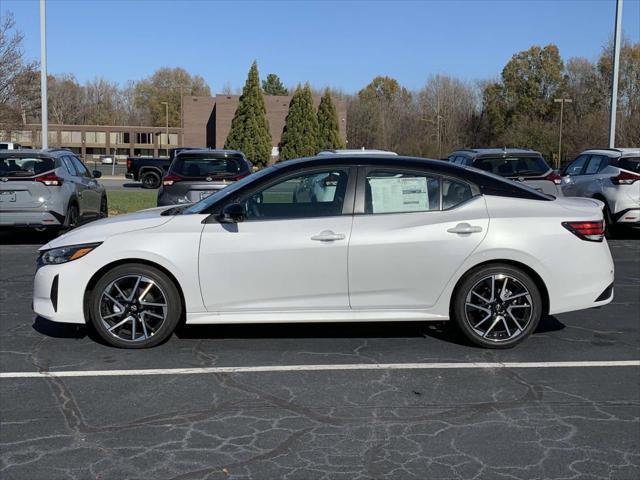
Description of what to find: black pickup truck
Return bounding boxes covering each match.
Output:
[126,148,200,188]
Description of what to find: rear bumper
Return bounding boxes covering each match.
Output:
[0,209,63,227]
[613,208,640,226]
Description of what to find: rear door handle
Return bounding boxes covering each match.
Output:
[311,230,346,242]
[447,223,483,235]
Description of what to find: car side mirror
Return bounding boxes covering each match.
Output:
[218,203,245,223]
[92,170,102,178]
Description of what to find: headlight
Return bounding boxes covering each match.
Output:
[37,243,101,268]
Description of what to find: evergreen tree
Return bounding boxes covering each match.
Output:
[317,90,344,150]
[262,73,289,96]
[279,84,319,160]
[224,61,272,168]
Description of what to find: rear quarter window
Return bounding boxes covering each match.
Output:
[615,157,640,173]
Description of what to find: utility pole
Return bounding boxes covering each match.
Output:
[554,98,572,169]
[608,0,623,148]
[161,101,169,151]
[39,0,48,149]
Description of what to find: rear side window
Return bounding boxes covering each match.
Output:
[365,171,440,214]
[585,155,607,174]
[443,178,473,209]
[170,155,248,178]
[0,157,55,176]
[473,156,549,176]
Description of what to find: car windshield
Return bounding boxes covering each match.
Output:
[183,165,277,214]
[0,157,55,177]
[473,156,550,177]
[170,155,248,178]
[616,157,640,173]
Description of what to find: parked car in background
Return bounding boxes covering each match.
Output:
[34,154,613,349]
[100,155,116,165]
[561,148,640,232]
[0,149,107,232]
[0,142,22,150]
[125,148,201,188]
[157,149,251,206]
[448,148,562,197]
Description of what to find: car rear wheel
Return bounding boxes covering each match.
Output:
[141,171,161,189]
[88,264,182,348]
[452,264,542,348]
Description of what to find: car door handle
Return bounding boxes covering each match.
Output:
[447,223,483,235]
[311,230,346,242]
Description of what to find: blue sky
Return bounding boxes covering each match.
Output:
[3,0,639,93]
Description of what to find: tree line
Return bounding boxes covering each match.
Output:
[1,10,638,167]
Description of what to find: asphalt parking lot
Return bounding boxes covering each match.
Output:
[0,232,638,480]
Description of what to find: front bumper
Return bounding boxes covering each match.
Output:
[33,262,89,324]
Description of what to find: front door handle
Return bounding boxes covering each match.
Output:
[311,230,346,242]
[447,223,483,235]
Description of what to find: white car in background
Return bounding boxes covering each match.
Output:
[561,148,640,232]
[33,155,614,349]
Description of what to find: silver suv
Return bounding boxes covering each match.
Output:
[0,149,107,232]
[561,148,639,231]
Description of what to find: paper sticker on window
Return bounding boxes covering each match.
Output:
[369,176,428,213]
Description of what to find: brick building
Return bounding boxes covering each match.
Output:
[1,95,347,163]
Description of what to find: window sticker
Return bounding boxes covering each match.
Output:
[369,176,428,213]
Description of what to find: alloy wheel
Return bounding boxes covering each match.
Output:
[464,274,533,343]
[99,275,168,343]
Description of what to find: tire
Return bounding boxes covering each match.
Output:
[88,263,182,348]
[100,195,108,218]
[141,171,161,189]
[63,203,79,230]
[451,264,542,349]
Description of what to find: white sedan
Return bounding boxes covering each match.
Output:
[33,155,614,349]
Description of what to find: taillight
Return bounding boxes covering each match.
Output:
[35,173,63,186]
[162,174,182,186]
[562,221,605,242]
[126,159,132,170]
[544,172,562,185]
[234,171,250,180]
[611,170,640,185]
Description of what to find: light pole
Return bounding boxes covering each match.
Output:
[39,0,48,149]
[554,98,572,169]
[161,101,169,153]
[608,0,623,148]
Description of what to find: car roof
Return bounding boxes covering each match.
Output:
[175,148,245,158]
[0,148,69,158]
[450,148,542,157]
[580,148,640,157]
[318,149,398,156]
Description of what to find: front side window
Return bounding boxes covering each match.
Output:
[365,171,440,214]
[68,156,90,178]
[564,155,589,175]
[243,169,349,220]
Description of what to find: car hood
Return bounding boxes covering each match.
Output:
[41,207,175,250]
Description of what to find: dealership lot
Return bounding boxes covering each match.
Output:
[0,235,638,479]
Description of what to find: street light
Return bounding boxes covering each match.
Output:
[39,0,48,149]
[554,98,572,169]
[608,0,623,147]
[160,101,169,153]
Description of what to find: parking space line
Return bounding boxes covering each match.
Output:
[1,360,638,379]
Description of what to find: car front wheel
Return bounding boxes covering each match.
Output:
[452,264,542,348]
[88,263,182,348]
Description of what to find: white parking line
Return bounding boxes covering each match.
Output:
[1,360,638,379]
